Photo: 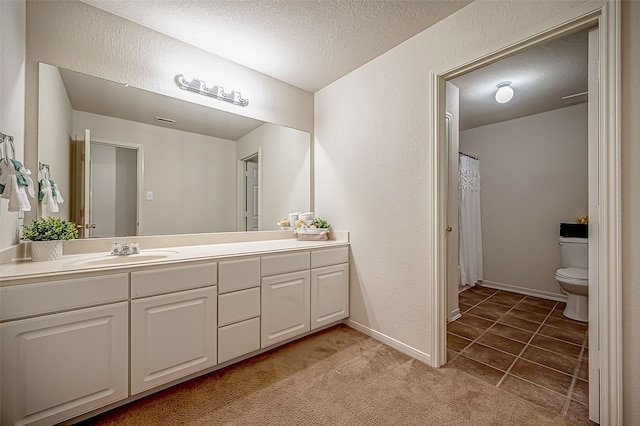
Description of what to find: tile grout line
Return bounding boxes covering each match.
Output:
[452,289,591,419]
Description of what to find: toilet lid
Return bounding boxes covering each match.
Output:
[556,267,588,281]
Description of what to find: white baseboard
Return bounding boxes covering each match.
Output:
[343,319,432,365]
[450,308,461,322]
[480,280,568,302]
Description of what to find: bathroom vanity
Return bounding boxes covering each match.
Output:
[0,233,349,426]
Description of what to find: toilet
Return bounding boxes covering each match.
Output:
[555,236,589,322]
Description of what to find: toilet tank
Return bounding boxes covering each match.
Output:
[559,237,588,269]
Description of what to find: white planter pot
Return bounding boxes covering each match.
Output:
[30,240,64,262]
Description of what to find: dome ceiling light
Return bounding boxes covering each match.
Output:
[494,81,514,104]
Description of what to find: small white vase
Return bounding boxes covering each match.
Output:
[30,240,64,262]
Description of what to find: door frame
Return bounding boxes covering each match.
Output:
[237,150,261,231]
[89,136,144,236]
[429,1,621,424]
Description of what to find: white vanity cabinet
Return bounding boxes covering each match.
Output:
[0,274,129,426]
[310,247,350,330]
[260,252,311,348]
[217,257,261,363]
[130,263,218,394]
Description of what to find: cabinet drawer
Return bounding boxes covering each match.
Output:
[311,246,349,269]
[218,317,260,363]
[218,287,260,327]
[261,252,309,277]
[218,257,260,294]
[131,263,217,298]
[1,274,128,321]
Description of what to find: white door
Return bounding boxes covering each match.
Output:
[1,303,128,426]
[445,82,461,322]
[82,129,94,237]
[587,27,600,423]
[310,263,349,330]
[261,270,310,348]
[244,158,259,231]
[130,286,217,395]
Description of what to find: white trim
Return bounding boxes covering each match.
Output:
[430,2,621,424]
[479,280,568,303]
[89,136,144,236]
[450,308,461,322]
[343,319,431,365]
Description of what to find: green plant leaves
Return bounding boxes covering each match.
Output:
[22,217,78,241]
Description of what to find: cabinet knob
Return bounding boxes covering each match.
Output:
[446,226,453,233]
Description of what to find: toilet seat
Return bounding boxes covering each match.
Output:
[555,267,588,285]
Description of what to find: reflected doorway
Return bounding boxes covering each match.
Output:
[243,154,259,231]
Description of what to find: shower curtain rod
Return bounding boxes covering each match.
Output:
[459,151,478,160]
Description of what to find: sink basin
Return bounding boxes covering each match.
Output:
[72,250,179,266]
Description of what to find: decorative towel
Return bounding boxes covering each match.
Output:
[0,159,34,212]
[39,178,60,213]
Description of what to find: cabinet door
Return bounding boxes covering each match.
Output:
[311,263,349,330]
[1,303,128,426]
[261,270,310,348]
[131,286,217,394]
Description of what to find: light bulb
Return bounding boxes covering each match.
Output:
[495,82,514,103]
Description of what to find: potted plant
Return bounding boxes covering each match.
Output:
[23,217,78,261]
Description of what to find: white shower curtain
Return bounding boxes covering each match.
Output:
[459,155,483,287]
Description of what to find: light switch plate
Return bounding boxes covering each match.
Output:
[146,191,153,201]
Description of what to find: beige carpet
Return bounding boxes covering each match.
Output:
[80,325,589,425]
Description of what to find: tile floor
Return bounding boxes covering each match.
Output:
[445,286,595,425]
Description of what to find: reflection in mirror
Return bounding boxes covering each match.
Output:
[37,63,311,239]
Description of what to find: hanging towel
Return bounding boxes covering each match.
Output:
[53,182,64,205]
[0,138,34,212]
[39,178,59,213]
[0,159,32,212]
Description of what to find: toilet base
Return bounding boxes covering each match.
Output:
[563,293,588,322]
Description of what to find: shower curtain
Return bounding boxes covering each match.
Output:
[459,155,483,287]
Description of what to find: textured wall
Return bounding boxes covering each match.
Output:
[315,0,586,359]
[0,0,26,251]
[460,104,588,298]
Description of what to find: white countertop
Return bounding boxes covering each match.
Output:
[0,238,349,284]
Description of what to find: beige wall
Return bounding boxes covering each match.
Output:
[460,104,588,298]
[621,0,640,421]
[316,0,639,421]
[73,111,237,235]
[315,0,586,359]
[37,63,72,220]
[0,0,26,251]
[237,123,311,230]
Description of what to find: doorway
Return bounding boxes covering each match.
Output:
[430,3,621,424]
[242,154,260,231]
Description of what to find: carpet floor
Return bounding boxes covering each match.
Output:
[78,324,590,425]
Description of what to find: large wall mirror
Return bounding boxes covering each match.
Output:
[37,63,311,238]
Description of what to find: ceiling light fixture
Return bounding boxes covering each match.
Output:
[494,81,514,104]
[174,74,249,107]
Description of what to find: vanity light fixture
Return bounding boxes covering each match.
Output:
[174,74,249,107]
[494,81,514,104]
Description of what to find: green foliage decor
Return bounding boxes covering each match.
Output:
[22,217,78,241]
[311,218,331,229]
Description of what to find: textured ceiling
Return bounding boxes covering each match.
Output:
[76,1,588,131]
[81,0,472,93]
[452,30,589,130]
